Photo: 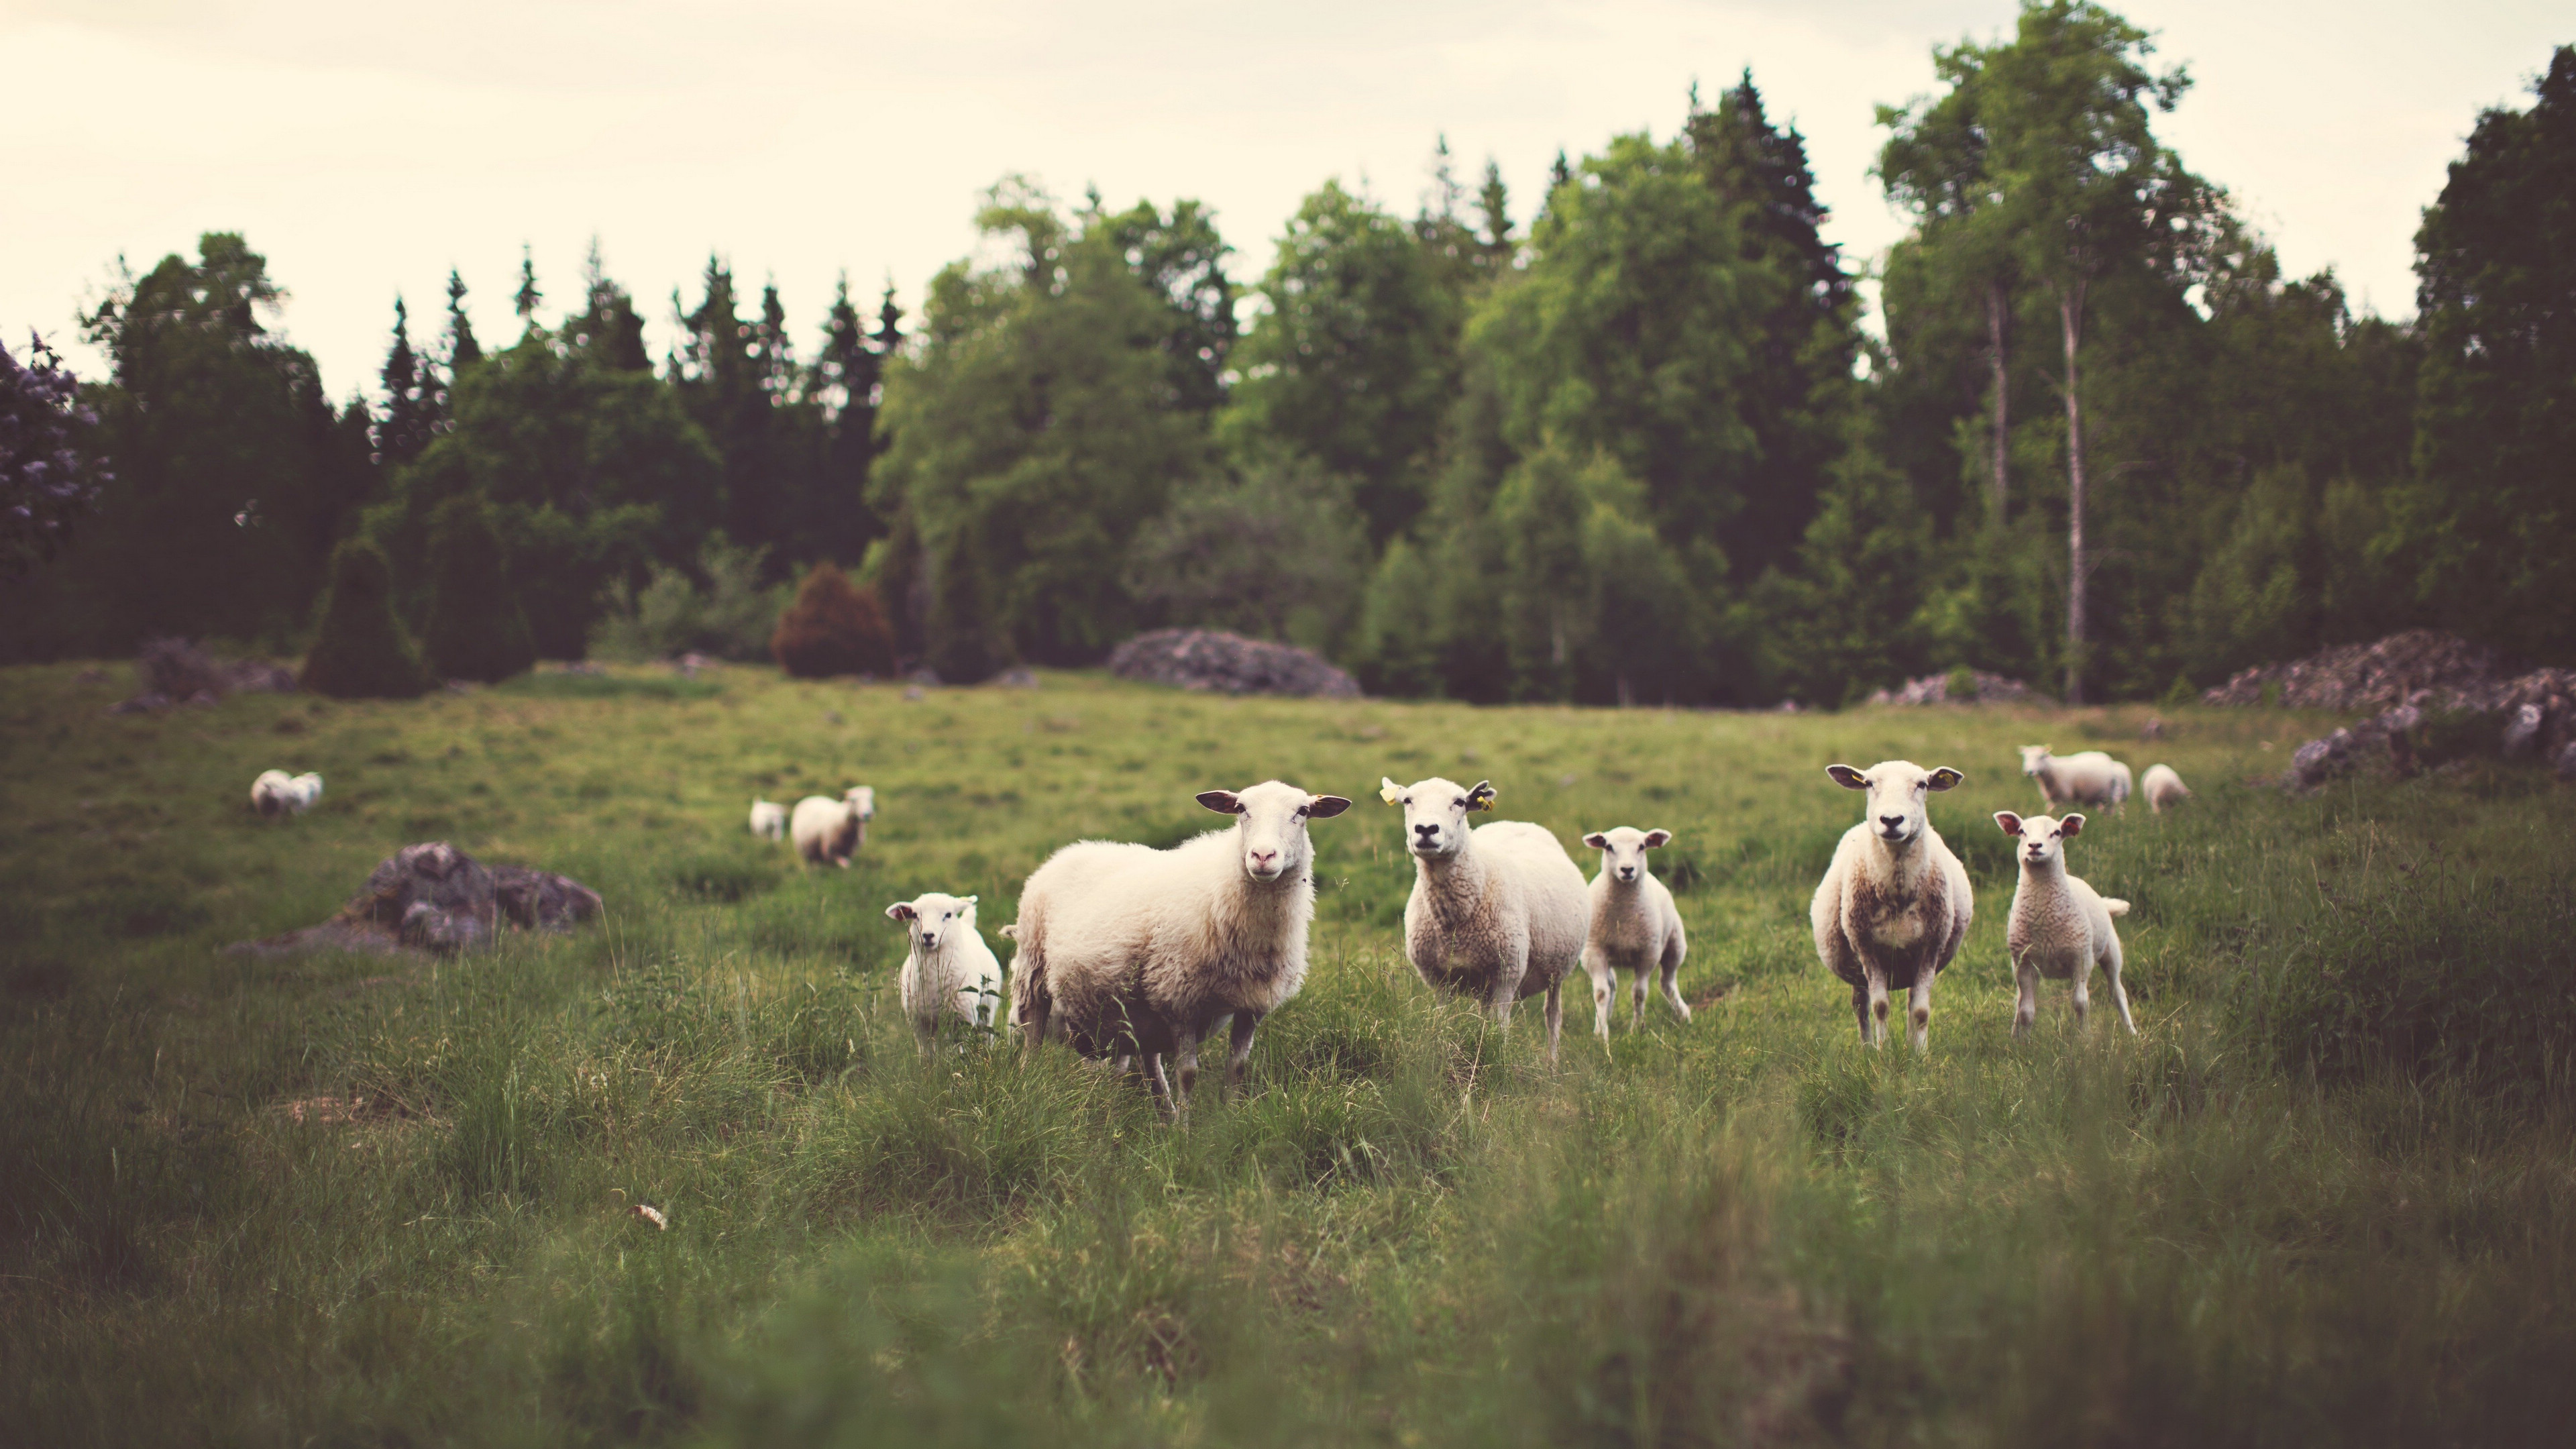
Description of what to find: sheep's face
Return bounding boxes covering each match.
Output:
[1383,775,1496,859]
[1197,780,1350,883]
[2018,745,2053,777]
[845,786,877,820]
[1995,811,2082,865]
[1581,826,1671,883]
[886,892,975,953]
[1827,761,1962,846]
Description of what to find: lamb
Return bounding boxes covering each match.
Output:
[2139,763,2191,814]
[748,799,788,840]
[1008,780,1351,1112]
[250,769,324,818]
[1579,826,1690,1042]
[1994,812,2137,1035]
[789,786,875,867]
[1383,776,1589,1065]
[1811,761,1973,1052]
[2018,745,2133,812]
[885,892,1006,1058]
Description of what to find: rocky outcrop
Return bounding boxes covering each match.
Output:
[232,842,602,957]
[1866,670,2049,707]
[2203,631,2504,712]
[2212,632,2576,788]
[1108,628,1360,699]
[110,637,298,712]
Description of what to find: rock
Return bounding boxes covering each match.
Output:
[2141,716,2167,740]
[2556,739,2576,782]
[1866,670,2049,707]
[230,841,601,958]
[996,666,1040,688]
[1107,628,1360,699]
[115,638,297,712]
[2202,630,2504,712]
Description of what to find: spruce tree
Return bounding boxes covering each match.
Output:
[301,537,430,698]
[444,269,482,371]
[420,495,536,682]
[376,297,437,467]
[561,238,651,371]
[513,244,542,331]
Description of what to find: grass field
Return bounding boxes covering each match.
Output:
[4,660,2572,1447]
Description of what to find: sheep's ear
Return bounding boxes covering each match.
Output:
[1466,780,1497,811]
[1196,790,1244,815]
[1582,832,1609,850]
[1306,795,1352,818]
[1927,767,1963,792]
[885,902,916,921]
[1826,764,1868,790]
[2059,814,2085,837]
[1994,812,2023,836]
[1643,829,1672,849]
[1379,777,1404,804]
[963,895,977,906]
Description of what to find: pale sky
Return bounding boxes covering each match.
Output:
[5,2,2567,403]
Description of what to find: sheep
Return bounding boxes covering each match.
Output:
[790,786,875,867]
[885,892,1006,1058]
[748,798,788,841]
[1811,761,1973,1052]
[2018,745,2133,812]
[2140,763,2191,814]
[1993,812,2136,1035]
[1579,826,1690,1042]
[1382,776,1589,1065]
[1008,780,1351,1112]
[250,769,324,818]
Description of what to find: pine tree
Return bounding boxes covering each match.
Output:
[420,495,536,682]
[513,244,541,331]
[1475,159,1515,279]
[301,537,430,698]
[375,297,437,468]
[560,238,650,372]
[444,269,482,371]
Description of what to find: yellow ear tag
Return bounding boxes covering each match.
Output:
[1471,788,1497,811]
[1379,781,1403,804]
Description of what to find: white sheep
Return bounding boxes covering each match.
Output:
[1811,761,1973,1052]
[250,769,323,818]
[1993,812,2136,1035]
[1383,776,1589,1065]
[1579,826,1690,1042]
[748,798,788,840]
[2140,763,2190,814]
[2019,745,2133,812]
[790,786,875,867]
[1009,780,1351,1111]
[885,892,1006,1058]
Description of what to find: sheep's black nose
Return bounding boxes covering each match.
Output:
[1414,822,1438,838]
[1880,815,1905,829]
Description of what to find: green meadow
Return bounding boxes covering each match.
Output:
[3,661,2569,1446]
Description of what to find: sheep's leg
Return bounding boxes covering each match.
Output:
[1862,962,1891,1049]
[2102,938,2137,1036]
[2012,954,2041,1037]
[1174,1028,1203,1101]
[1849,982,1872,1044]
[1582,947,1615,1044]
[1907,959,1935,1055]
[1659,955,1691,1024]
[1225,1011,1263,1098]
[1629,966,1648,1030]
[1142,1053,1181,1120]
[1542,977,1564,1067]
[1487,967,1525,1028]
[2071,953,2094,1031]
[913,1021,937,1062]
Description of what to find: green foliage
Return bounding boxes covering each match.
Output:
[1124,456,1368,648]
[593,535,791,664]
[768,561,895,679]
[420,495,537,682]
[299,537,429,698]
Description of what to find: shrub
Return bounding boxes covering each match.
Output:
[591,536,789,663]
[421,496,536,682]
[771,562,895,679]
[301,538,430,698]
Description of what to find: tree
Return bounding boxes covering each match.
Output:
[513,244,541,331]
[444,269,482,372]
[420,494,536,682]
[560,239,651,372]
[301,537,429,698]
[771,560,894,678]
[2398,45,2576,662]
[1091,197,1238,416]
[0,332,109,580]
[1124,458,1368,646]
[376,297,440,468]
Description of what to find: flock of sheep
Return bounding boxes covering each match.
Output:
[719,743,2192,1112]
[250,736,2187,1110]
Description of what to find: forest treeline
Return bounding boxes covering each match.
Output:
[5,3,2571,705]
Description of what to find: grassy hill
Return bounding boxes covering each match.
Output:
[3,661,2569,1446]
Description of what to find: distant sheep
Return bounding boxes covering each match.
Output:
[1009,780,1350,1111]
[748,799,788,840]
[885,892,1006,1058]
[1994,812,2136,1034]
[2140,763,2190,814]
[2018,745,2133,812]
[1811,761,1972,1052]
[790,786,875,867]
[1580,826,1690,1042]
[250,769,323,818]
[1383,776,1589,1065]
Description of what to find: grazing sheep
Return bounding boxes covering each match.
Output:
[790,786,875,867]
[1383,776,1589,1065]
[1811,761,1973,1052]
[2018,745,2133,812]
[2140,763,2190,814]
[1009,780,1351,1112]
[885,892,1006,1058]
[1579,826,1690,1042]
[748,799,788,840]
[250,769,324,818]
[1994,812,2136,1035]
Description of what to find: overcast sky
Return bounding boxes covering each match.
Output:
[6,1,2567,402]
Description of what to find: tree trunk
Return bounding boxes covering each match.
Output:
[1987,279,2010,519]
[2058,284,2088,706]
